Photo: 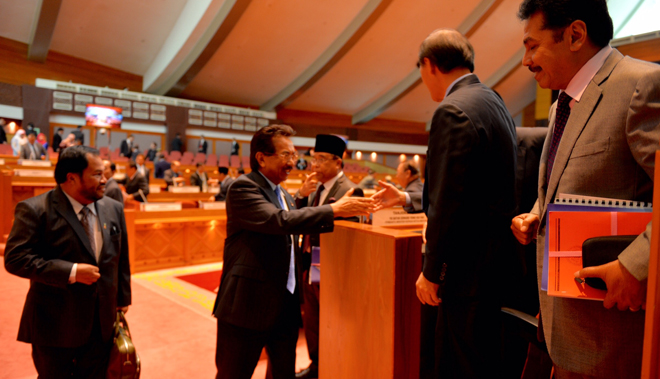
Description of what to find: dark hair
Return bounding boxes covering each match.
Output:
[218,166,229,175]
[250,124,295,171]
[57,128,63,132]
[109,162,116,172]
[402,160,420,176]
[54,146,99,184]
[27,130,37,137]
[517,0,613,47]
[76,125,82,129]
[418,29,474,73]
[196,162,203,168]
[127,161,137,170]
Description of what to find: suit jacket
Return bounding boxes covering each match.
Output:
[125,173,149,202]
[154,159,170,178]
[19,142,47,160]
[403,177,423,213]
[422,74,517,298]
[214,176,234,202]
[190,171,207,191]
[163,169,181,187]
[295,173,363,249]
[104,178,123,204]
[532,50,660,377]
[170,137,183,152]
[119,140,132,157]
[213,171,335,331]
[136,165,150,184]
[145,148,157,162]
[198,140,208,154]
[4,187,131,347]
[52,133,62,153]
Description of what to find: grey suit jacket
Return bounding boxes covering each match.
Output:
[104,178,123,204]
[4,187,131,347]
[403,177,423,213]
[125,173,149,202]
[532,49,660,377]
[19,142,47,160]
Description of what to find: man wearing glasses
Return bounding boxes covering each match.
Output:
[213,125,373,379]
[294,134,364,379]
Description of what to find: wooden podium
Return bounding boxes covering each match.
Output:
[319,221,424,379]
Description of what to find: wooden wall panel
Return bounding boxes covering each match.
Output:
[0,82,22,107]
[617,38,660,64]
[0,37,142,91]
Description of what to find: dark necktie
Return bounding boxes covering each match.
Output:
[79,207,98,261]
[302,184,325,253]
[275,186,296,294]
[546,92,572,183]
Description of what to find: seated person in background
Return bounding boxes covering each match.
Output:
[102,160,123,204]
[213,167,234,202]
[145,142,158,162]
[357,169,377,190]
[190,162,209,192]
[372,160,426,213]
[129,145,140,161]
[134,154,150,183]
[19,131,47,160]
[154,153,171,179]
[52,128,64,152]
[164,160,184,188]
[11,129,26,156]
[123,161,149,203]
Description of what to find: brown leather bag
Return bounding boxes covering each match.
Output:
[107,311,141,379]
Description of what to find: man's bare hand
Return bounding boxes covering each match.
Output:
[330,188,375,218]
[576,260,647,311]
[299,172,319,198]
[416,272,441,306]
[76,264,100,285]
[372,180,406,211]
[511,213,540,245]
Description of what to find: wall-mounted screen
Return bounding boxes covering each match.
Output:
[85,104,123,128]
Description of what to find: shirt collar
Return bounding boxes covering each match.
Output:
[563,45,612,103]
[62,188,97,216]
[445,73,474,99]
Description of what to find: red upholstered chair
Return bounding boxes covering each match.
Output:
[206,154,218,167]
[230,155,240,168]
[169,151,182,162]
[180,152,194,165]
[218,155,229,167]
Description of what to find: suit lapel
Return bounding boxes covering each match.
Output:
[53,187,97,261]
[248,171,281,209]
[322,177,343,205]
[95,199,110,261]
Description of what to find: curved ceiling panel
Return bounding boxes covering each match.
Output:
[49,0,188,75]
[377,82,438,123]
[285,0,483,115]
[0,0,39,44]
[494,64,537,122]
[181,0,369,106]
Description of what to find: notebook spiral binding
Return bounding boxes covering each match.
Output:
[554,196,651,208]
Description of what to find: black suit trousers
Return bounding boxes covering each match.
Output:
[301,269,320,367]
[216,291,299,379]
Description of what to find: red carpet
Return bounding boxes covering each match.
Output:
[176,269,222,293]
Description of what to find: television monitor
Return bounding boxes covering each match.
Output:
[85,104,123,128]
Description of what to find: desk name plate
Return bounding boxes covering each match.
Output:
[139,203,182,212]
[372,207,427,227]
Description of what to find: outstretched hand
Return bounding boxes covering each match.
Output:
[372,180,406,211]
[330,188,375,218]
[575,260,647,311]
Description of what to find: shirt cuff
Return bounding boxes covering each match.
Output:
[68,263,78,284]
[404,192,412,207]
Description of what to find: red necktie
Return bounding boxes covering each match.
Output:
[546,92,572,183]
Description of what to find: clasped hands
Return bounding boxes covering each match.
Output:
[510,213,647,312]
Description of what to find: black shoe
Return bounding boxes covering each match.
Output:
[295,365,318,379]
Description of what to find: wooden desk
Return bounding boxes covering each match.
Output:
[125,208,227,273]
[320,221,423,379]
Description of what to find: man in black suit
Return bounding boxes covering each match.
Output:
[414,29,517,378]
[102,160,123,204]
[123,160,149,202]
[190,162,208,192]
[213,125,373,379]
[170,132,183,152]
[4,145,131,379]
[154,153,171,179]
[145,142,158,162]
[164,160,184,188]
[293,134,363,379]
[230,138,239,156]
[119,135,134,157]
[198,135,208,154]
[52,128,64,153]
[213,166,233,202]
[0,118,7,144]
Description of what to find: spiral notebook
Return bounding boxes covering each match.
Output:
[543,194,652,300]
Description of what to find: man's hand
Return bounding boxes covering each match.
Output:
[511,213,540,245]
[76,264,101,285]
[118,306,129,314]
[416,272,441,306]
[372,180,406,211]
[576,260,647,311]
[299,172,319,198]
[329,188,374,218]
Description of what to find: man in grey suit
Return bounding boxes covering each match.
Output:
[213,166,234,202]
[213,125,373,379]
[123,161,149,202]
[4,146,131,378]
[293,134,364,379]
[19,131,48,160]
[103,160,123,204]
[511,1,660,377]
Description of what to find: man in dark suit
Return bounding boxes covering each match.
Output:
[145,142,158,162]
[4,145,131,379]
[163,160,184,188]
[170,132,183,152]
[123,160,149,202]
[396,160,423,213]
[0,118,7,144]
[102,160,123,204]
[230,138,239,156]
[293,134,363,379]
[511,1,660,377]
[119,135,134,158]
[134,154,150,184]
[52,128,64,153]
[414,29,517,378]
[19,131,48,160]
[154,153,171,179]
[190,162,208,192]
[213,125,373,379]
[214,166,234,202]
[198,135,208,154]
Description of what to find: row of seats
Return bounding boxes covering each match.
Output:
[97,147,250,168]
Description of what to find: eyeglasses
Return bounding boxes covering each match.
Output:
[311,155,338,165]
[266,151,299,162]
